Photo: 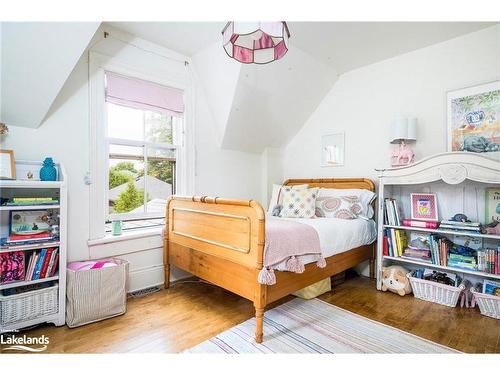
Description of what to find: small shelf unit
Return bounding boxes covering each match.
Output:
[0,160,67,331]
[375,152,500,290]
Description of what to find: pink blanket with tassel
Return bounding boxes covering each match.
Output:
[258,217,325,285]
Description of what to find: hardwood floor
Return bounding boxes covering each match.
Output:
[2,276,498,353]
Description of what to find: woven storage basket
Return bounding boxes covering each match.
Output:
[471,289,500,319]
[0,284,59,325]
[66,258,128,328]
[407,273,464,307]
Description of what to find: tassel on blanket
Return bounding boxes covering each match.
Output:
[286,256,305,273]
[258,267,276,285]
[316,256,326,268]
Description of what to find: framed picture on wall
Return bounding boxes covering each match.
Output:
[447,81,500,159]
[321,132,344,167]
[0,149,16,180]
[485,187,500,223]
[411,193,438,222]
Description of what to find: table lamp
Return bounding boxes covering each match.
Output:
[390,118,417,167]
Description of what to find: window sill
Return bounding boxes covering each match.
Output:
[88,227,163,247]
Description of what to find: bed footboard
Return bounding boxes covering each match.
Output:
[164,196,266,296]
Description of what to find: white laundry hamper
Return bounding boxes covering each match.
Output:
[66,258,129,328]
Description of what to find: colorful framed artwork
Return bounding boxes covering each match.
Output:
[0,149,16,180]
[410,193,438,222]
[485,187,500,223]
[321,132,345,167]
[10,210,52,235]
[447,81,500,159]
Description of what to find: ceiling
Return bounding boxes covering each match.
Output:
[106,21,497,153]
[1,22,100,128]
[108,22,496,73]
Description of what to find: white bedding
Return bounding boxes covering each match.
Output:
[269,216,377,271]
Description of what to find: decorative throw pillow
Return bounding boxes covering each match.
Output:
[279,187,318,218]
[318,188,376,219]
[315,195,363,219]
[267,184,308,214]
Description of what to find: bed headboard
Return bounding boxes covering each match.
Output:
[283,178,375,192]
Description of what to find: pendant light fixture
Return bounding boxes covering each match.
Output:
[222,22,290,64]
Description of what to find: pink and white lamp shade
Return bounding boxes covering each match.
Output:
[222,22,290,64]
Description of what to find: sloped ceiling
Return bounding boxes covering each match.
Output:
[106,22,497,153]
[222,46,338,152]
[0,22,100,128]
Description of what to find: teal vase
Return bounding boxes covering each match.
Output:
[40,157,57,181]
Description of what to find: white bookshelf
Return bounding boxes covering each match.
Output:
[375,152,500,290]
[0,160,67,331]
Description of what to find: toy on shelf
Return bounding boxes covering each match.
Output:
[481,221,500,235]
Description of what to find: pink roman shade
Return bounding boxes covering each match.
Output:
[105,71,184,118]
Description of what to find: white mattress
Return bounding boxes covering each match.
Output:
[269,216,377,271]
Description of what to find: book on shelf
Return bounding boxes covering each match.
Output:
[39,248,54,279]
[3,197,59,206]
[384,198,401,226]
[24,248,59,281]
[50,251,59,277]
[483,279,500,295]
[384,229,408,257]
[453,235,483,250]
[32,248,47,280]
[401,247,432,262]
[438,224,481,232]
[7,232,54,244]
[441,220,481,227]
[401,219,439,229]
[0,239,59,251]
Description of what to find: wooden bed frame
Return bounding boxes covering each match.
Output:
[163,178,376,343]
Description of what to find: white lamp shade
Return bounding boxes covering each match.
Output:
[390,117,417,144]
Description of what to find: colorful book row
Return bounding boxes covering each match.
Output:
[0,248,59,285]
[25,248,59,281]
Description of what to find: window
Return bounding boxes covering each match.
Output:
[103,71,185,232]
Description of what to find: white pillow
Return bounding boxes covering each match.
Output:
[267,184,308,214]
[318,188,376,219]
[279,187,319,218]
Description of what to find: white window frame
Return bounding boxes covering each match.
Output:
[89,51,195,240]
[106,134,177,222]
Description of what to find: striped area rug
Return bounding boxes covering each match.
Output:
[186,298,459,353]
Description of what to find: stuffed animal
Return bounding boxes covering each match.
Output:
[481,221,500,235]
[381,265,412,296]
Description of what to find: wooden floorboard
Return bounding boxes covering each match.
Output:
[2,276,498,353]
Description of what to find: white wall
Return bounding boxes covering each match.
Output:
[1,26,263,290]
[283,25,500,182]
[260,147,284,207]
[194,86,262,200]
